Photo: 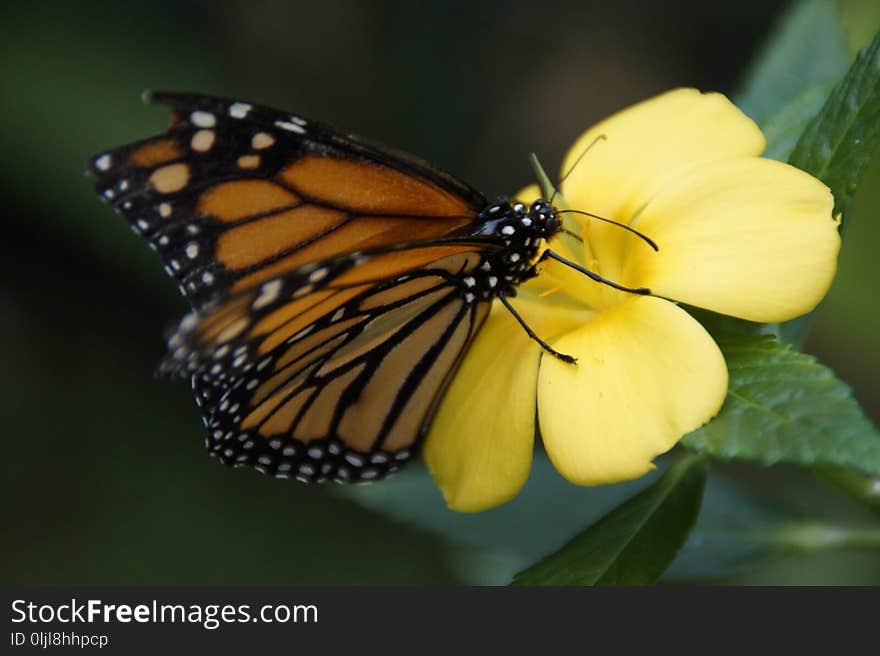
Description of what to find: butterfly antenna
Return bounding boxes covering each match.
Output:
[549,134,607,204]
[557,209,659,251]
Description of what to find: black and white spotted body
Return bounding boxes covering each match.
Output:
[466,198,559,302]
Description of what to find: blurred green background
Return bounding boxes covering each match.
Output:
[2,0,878,586]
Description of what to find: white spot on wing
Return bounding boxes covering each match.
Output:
[190,111,216,128]
[180,312,198,332]
[228,102,252,119]
[251,132,275,149]
[191,129,215,152]
[308,267,328,283]
[253,279,282,309]
[274,120,306,134]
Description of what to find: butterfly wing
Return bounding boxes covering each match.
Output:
[88,92,503,481]
[87,91,487,310]
[165,242,492,482]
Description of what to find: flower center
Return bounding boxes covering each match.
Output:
[535,213,644,313]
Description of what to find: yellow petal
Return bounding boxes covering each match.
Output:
[538,296,727,486]
[560,88,766,283]
[622,157,841,322]
[515,184,541,204]
[424,306,538,512]
[425,293,591,512]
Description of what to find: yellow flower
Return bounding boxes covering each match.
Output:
[424,88,841,512]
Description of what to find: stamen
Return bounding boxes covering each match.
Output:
[537,285,563,298]
[560,228,583,242]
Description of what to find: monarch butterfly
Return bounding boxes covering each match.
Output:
[88,92,652,484]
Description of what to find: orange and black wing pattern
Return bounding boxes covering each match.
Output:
[87,92,497,482]
[87,91,486,310]
[164,241,491,481]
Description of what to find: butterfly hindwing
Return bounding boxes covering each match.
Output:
[87,92,487,310]
[165,244,492,482]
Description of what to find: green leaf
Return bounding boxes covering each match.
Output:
[511,454,707,586]
[682,335,880,475]
[761,81,840,161]
[665,468,880,582]
[814,467,880,518]
[788,28,880,217]
[736,0,849,131]
[663,471,792,581]
[775,30,880,344]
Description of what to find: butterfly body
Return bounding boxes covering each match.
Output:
[469,198,559,294]
[88,92,562,484]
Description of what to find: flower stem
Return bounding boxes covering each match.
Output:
[528,152,557,202]
[738,522,880,552]
[814,466,880,518]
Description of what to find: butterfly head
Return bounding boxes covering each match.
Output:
[527,199,560,239]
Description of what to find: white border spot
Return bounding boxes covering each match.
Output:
[190,111,216,128]
[228,102,252,119]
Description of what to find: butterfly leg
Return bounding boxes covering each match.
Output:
[497,292,577,364]
[538,250,651,295]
